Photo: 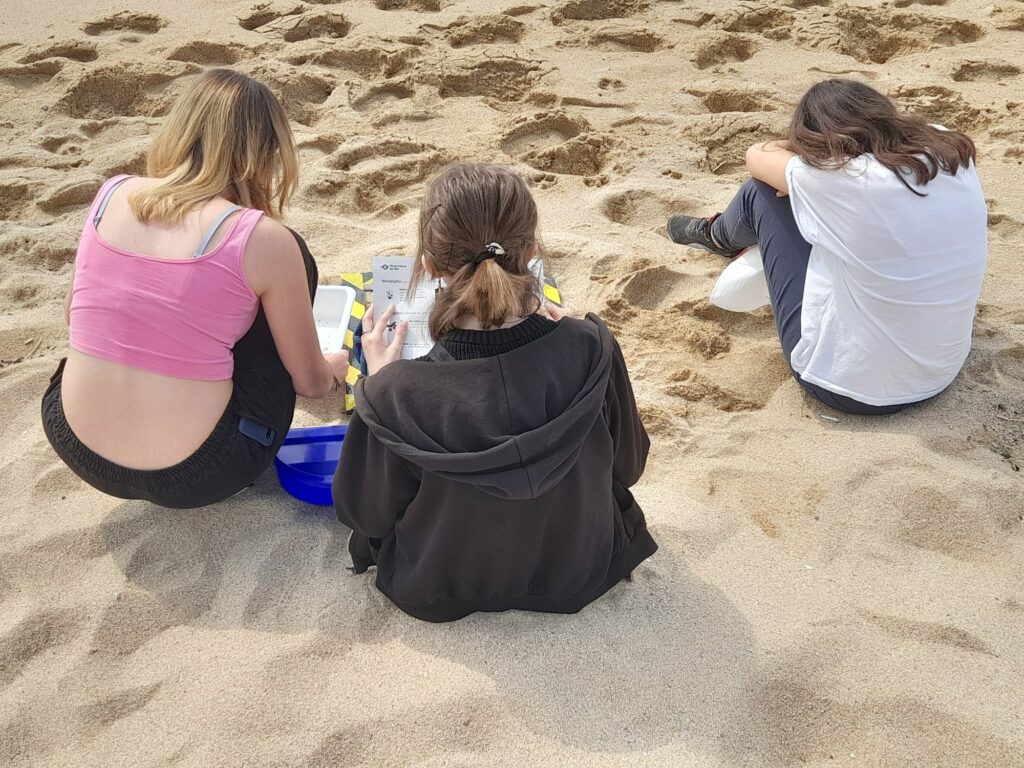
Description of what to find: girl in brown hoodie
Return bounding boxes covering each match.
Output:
[333,162,657,622]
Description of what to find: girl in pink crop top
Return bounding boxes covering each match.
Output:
[42,68,358,510]
[70,174,262,381]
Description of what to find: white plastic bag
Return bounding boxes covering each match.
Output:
[709,247,770,312]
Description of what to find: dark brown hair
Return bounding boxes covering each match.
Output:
[412,163,542,339]
[788,79,976,196]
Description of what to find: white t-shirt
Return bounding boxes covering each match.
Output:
[784,153,987,406]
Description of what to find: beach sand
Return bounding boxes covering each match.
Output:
[1,1,1022,765]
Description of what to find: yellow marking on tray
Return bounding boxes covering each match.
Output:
[341,272,364,289]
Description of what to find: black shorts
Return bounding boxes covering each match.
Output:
[41,229,318,508]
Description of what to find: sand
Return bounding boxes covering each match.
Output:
[1,0,1022,765]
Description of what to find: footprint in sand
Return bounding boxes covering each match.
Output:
[0,59,64,87]
[708,4,795,41]
[578,24,667,53]
[0,180,37,221]
[992,3,1024,31]
[600,186,701,236]
[423,15,526,48]
[349,80,416,112]
[619,293,736,363]
[988,212,1024,239]
[887,480,1022,561]
[692,33,760,70]
[305,136,450,216]
[951,60,1021,83]
[686,87,778,114]
[82,11,166,36]
[891,84,991,134]
[36,175,103,216]
[240,6,351,42]
[619,265,689,310]
[250,68,337,125]
[501,111,612,176]
[1,223,80,270]
[286,38,418,79]
[167,41,247,65]
[795,6,984,64]
[238,3,301,31]
[636,403,689,439]
[501,111,585,155]
[964,340,1024,389]
[56,63,194,120]
[18,40,98,64]
[681,113,786,175]
[0,273,55,311]
[421,55,546,101]
[374,0,442,11]
[664,368,761,412]
[551,0,650,25]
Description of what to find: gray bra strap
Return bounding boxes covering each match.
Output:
[193,205,243,257]
[92,176,132,227]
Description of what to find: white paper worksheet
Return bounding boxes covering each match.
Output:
[370,256,436,359]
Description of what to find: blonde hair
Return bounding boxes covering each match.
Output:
[412,163,542,339]
[129,69,298,223]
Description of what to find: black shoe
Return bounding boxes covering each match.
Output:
[666,214,742,257]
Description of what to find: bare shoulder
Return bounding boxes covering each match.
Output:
[244,216,304,293]
[247,216,301,263]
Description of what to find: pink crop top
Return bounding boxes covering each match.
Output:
[69,175,263,381]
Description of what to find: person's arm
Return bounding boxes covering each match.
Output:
[332,409,419,560]
[605,335,649,487]
[244,219,347,398]
[745,140,795,195]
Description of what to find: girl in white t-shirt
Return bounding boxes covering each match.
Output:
[667,79,987,414]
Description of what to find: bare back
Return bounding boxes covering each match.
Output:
[62,177,245,470]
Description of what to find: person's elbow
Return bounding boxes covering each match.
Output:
[292,366,331,399]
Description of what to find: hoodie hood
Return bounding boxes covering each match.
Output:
[354,315,614,500]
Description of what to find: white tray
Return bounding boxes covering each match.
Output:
[313,285,357,354]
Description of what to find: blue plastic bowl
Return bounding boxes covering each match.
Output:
[274,425,347,506]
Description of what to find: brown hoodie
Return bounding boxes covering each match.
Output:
[333,314,656,622]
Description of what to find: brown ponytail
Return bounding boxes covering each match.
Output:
[412,163,542,339]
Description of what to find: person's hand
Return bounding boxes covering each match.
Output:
[362,304,408,375]
[536,301,569,321]
[325,351,349,391]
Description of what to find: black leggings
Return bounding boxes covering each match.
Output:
[41,230,319,509]
[710,179,922,416]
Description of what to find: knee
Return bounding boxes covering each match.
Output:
[743,177,777,201]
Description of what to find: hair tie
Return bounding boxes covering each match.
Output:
[473,242,505,265]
